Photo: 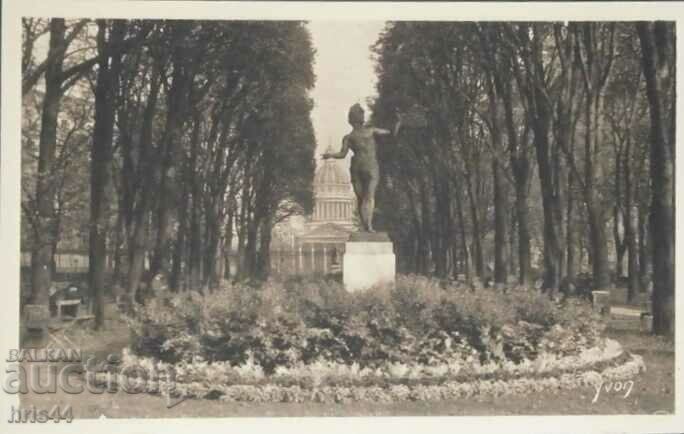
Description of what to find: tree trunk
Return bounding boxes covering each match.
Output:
[405,185,422,274]
[638,203,651,291]
[637,22,675,337]
[574,22,615,291]
[532,101,562,291]
[625,205,639,302]
[170,181,189,291]
[126,56,163,298]
[112,203,126,287]
[419,182,433,274]
[493,159,507,285]
[31,19,66,306]
[586,201,611,289]
[499,68,531,286]
[624,137,640,302]
[223,211,234,279]
[244,217,259,279]
[186,115,203,290]
[521,25,563,292]
[613,195,626,279]
[565,170,577,281]
[433,176,450,278]
[203,203,222,291]
[465,170,484,278]
[257,213,273,280]
[552,139,566,280]
[581,90,610,290]
[188,193,202,290]
[90,20,123,328]
[451,181,470,280]
[150,23,193,277]
[514,173,531,286]
[235,214,247,280]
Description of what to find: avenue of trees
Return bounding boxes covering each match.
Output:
[372,22,674,336]
[20,19,675,338]
[22,19,317,328]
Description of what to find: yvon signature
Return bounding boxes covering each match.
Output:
[592,380,634,403]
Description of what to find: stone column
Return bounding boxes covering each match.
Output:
[298,246,302,274]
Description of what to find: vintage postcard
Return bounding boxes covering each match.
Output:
[1,1,682,433]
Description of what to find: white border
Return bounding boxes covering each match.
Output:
[2,1,683,433]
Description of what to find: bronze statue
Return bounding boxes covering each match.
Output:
[322,104,402,232]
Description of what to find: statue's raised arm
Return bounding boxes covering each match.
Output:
[321,135,350,159]
[372,113,403,138]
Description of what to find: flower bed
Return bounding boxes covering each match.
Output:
[119,275,645,402]
[101,345,644,403]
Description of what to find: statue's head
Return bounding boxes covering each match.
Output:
[348,103,365,127]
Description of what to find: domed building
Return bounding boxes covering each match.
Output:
[309,146,356,231]
[269,145,357,276]
[297,145,356,245]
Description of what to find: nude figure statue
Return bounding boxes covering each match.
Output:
[322,103,402,232]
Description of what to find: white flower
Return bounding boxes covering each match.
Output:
[388,362,410,379]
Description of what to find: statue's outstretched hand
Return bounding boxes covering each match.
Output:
[321,153,331,160]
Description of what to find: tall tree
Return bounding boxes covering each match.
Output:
[30,19,68,306]
[513,23,564,291]
[637,21,675,337]
[89,20,126,328]
[572,22,616,290]
[149,22,197,278]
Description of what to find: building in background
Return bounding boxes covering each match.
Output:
[304,144,356,231]
[271,145,356,276]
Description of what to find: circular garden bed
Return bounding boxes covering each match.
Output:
[114,276,645,403]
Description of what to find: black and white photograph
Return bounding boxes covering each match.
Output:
[1,1,681,431]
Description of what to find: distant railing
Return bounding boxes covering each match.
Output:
[21,248,342,277]
[269,248,343,276]
[20,251,114,273]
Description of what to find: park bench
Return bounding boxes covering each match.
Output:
[56,299,81,319]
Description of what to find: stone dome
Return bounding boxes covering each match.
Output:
[310,145,355,226]
[315,161,351,186]
[315,152,350,186]
[314,146,354,197]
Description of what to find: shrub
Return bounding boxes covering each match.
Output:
[127,275,605,370]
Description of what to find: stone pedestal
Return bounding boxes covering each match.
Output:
[640,312,654,333]
[343,232,395,292]
[592,290,611,316]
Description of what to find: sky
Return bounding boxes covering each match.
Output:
[307,21,386,157]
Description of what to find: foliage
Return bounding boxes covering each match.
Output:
[21,19,318,308]
[128,276,606,371]
[370,21,662,297]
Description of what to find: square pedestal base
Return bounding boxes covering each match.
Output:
[343,241,395,292]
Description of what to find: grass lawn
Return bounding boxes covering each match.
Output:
[18,310,674,417]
